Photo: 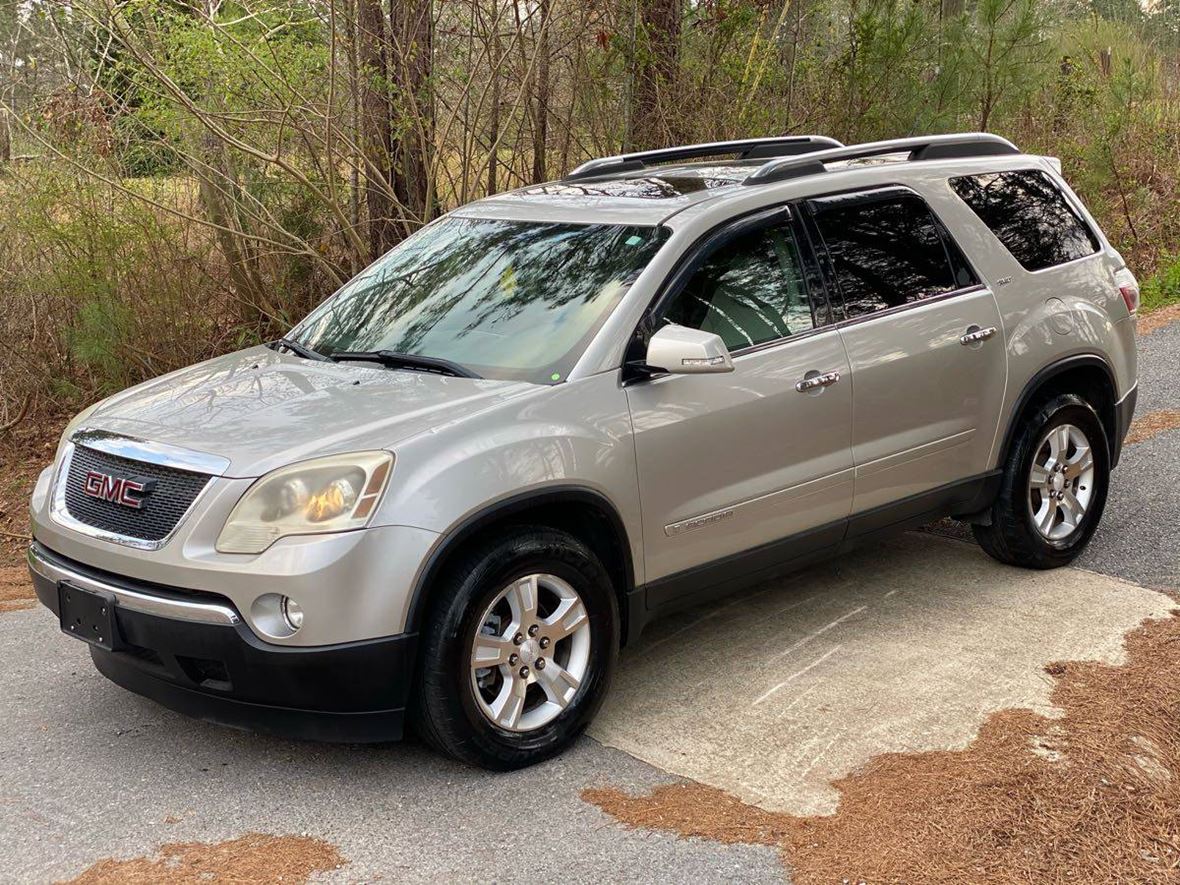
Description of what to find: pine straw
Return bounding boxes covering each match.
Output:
[61,833,345,884]
[585,607,1180,884]
[1138,304,1180,336]
[1125,410,1180,447]
[0,566,35,612]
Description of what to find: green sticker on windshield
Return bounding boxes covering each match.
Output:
[625,235,644,246]
[550,372,561,381]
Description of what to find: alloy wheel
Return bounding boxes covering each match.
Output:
[469,573,591,732]
[1027,422,1096,542]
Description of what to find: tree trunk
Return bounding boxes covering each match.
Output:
[628,0,681,150]
[391,0,433,237]
[0,108,10,163]
[358,0,395,258]
[487,24,501,195]
[531,0,551,183]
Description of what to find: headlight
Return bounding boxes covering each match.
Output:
[216,451,393,554]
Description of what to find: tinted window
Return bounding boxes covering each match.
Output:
[812,193,974,319]
[951,170,1100,271]
[662,225,815,352]
[291,217,669,384]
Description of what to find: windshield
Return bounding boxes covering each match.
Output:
[291,217,670,383]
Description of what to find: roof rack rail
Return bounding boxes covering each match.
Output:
[742,133,1020,186]
[563,136,845,182]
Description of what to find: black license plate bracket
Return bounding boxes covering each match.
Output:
[58,582,121,651]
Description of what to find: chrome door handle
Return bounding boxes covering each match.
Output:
[960,326,997,345]
[795,371,841,392]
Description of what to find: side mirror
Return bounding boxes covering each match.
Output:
[645,324,734,375]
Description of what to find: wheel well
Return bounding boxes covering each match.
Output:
[407,490,636,645]
[1001,360,1117,467]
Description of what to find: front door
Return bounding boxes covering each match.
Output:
[626,211,855,607]
[805,187,1008,516]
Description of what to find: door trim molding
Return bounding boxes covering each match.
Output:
[663,468,855,537]
[854,429,975,480]
[639,470,1001,619]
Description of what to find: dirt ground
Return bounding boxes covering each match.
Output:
[0,413,63,574]
[1138,303,1180,336]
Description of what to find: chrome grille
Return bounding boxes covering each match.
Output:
[63,445,211,543]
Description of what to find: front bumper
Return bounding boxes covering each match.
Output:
[29,542,415,742]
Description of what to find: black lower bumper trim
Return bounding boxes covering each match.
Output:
[31,542,415,743]
[91,648,406,743]
[1113,385,1138,468]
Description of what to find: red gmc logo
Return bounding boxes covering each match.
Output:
[83,471,154,509]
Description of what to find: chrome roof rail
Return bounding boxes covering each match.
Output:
[563,136,845,182]
[742,132,1020,186]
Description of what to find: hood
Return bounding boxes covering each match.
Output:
[84,346,536,477]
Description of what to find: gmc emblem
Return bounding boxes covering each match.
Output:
[82,471,156,510]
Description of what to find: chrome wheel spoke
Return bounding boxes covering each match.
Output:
[1068,446,1093,475]
[535,660,580,708]
[1049,425,1071,460]
[1035,497,1058,535]
[506,575,539,623]
[1029,462,1050,487]
[1060,489,1085,525]
[543,597,588,641]
[471,635,515,670]
[489,674,528,729]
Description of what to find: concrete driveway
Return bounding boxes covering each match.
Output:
[2,317,1178,883]
[590,534,1171,816]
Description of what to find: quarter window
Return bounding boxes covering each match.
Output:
[662,225,816,352]
[950,170,1100,271]
[811,192,975,320]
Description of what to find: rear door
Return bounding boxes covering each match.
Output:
[804,187,1007,516]
[626,208,855,605]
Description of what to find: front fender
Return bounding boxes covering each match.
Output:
[372,371,642,581]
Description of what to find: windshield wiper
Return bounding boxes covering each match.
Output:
[268,337,330,362]
[329,349,482,379]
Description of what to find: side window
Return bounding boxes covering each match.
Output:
[662,225,816,352]
[811,193,976,320]
[950,170,1100,271]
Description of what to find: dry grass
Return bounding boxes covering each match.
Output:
[1138,304,1180,336]
[585,607,1180,884]
[61,833,345,884]
[1125,409,1180,446]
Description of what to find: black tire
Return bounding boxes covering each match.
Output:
[412,525,618,770]
[972,393,1110,569]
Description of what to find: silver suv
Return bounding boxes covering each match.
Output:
[28,133,1139,769]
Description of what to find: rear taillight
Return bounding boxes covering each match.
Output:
[1114,267,1140,315]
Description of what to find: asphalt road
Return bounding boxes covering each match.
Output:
[2,317,1177,883]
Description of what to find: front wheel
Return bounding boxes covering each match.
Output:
[973,393,1110,569]
[413,526,618,770]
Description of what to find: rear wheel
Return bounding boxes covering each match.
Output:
[413,526,618,770]
[973,393,1109,569]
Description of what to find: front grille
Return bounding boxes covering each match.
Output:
[63,445,212,543]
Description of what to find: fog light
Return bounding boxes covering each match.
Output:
[281,596,303,632]
[250,593,304,639]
